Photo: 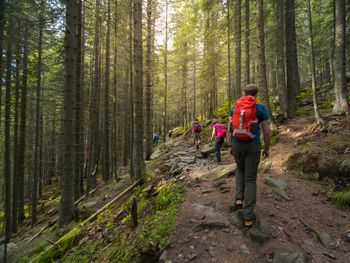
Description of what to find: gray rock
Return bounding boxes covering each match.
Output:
[312,230,340,249]
[172,151,188,157]
[159,250,168,263]
[82,201,97,208]
[248,227,269,246]
[265,176,293,201]
[0,243,18,258]
[272,248,312,263]
[229,210,244,229]
[259,160,272,173]
[177,156,196,164]
[200,145,216,158]
[169,162,185,176]
[240,244,250,255]
[201,164,237,181]
[340,159,350,177]
[150,148,162,160]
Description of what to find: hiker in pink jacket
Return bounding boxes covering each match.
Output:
[211,119,227,162]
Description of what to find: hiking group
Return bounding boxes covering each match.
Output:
[191,84,271,227]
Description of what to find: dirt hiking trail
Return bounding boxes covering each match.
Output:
[159,115,350,263]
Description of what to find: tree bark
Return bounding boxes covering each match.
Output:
[227,0,232,110]
[256,0,271,115]
[244,0,250,86]
[306,0,325,125]
[59,0,79,227]
[0,0,5,131]
[275,0,288,117]
[17,23,29,224]
[103,0,111,182]
[32,18,44,227]
[132,0,144,181]
[163,0,169,142]
[145,0,153,160]
[234,0,242,99]
[285,0,300,116]
[333,0,350,115]
[4,19,13,243]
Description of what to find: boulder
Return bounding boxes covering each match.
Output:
[340,159,350,178]
[201,164,237,181]
[272,248,312,263]
[150,148,162,160]
[200,145,216,158]
[177,156,196,164]
[0,242,18,258]
[248,227,269,246]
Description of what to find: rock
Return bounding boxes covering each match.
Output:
[340,159,350,177]
[265,177,287,189]
[201,189,212,194]
[272,248,312,263]
[240,244,250,255]
[228,210,244,229]
[265,177,293,201]
[248,227,269,246]
[169,162,185,176]
[312,230,340,249]
[200,145,216,158]
[172,151,188,157]
[0,243,18,257]
[189,254,197,260]
[177,156,196,164]
[201,164,237,181]
[82,201,97,208]
[159,250,168,263]
[259,160,272,173]
[150,148,162,160]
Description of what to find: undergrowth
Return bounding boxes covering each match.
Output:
[109,183,186,262]
[330,189,350,207]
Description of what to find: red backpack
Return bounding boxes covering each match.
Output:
[193,121,202,132]
[231,96,258,141]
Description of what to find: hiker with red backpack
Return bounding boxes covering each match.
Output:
[192,118,202,149]
[227,84,271,227]
[210,119,227,162]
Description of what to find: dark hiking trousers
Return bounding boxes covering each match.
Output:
[215,137,224,162]
[231,141,260,220]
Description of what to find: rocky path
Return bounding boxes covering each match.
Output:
[155,120,350,263]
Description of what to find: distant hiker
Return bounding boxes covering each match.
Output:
[153,133,160,144]
[168,130,173,138]
[192,118,202,149]
[210,119,227,162]
[227,84,271,227]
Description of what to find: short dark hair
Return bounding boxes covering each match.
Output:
[244,84,259,96]
[195,118,198,121]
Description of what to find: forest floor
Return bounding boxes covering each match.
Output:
[5,91,350,263]
[161,114,350,263]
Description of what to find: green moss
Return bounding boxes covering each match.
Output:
[296,88,313,103]
[330,189,350,206]
[214,102,230,123]
[32,226,82,262]
[172,126,186,137]
[144,170,155,181]
[108,183,186,262]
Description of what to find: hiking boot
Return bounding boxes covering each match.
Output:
[196,145,199,149]
[229,200,243,212]
[244,219,255,228]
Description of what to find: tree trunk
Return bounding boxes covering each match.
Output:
[32,19,44,226]
[275,0,288,117]
[12,29,21,233]
[244,0,250,86]
[129,0,134,177]
[0,0,5,131]
[163,0,169,142]
[285,0,300,116]
[4,21,13,243]
[227,0,232,110]
[87,0,101,192]
[234,0,242,99]
[132,0,144,181]
[17,23,29,224]
[145,0,153,160]
[306,0,325,125]
[333,0,350,115]
[103,0,111,182]
[59,0,79,227]
[256,0,271,115]
[75,0,84,199]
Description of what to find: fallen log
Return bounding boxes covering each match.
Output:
[32,179,142,263]
[29,187,99,242]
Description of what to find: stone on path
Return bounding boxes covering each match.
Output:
[200,145,216,158]
[248,227,269,246]
[312,229,340,249]
[150,148,162,160]
[201,164,237,181]
[272,248,312,263]
[264,176,293,201]
[228,210,244,229]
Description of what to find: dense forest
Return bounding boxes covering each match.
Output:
[0,0,349,262]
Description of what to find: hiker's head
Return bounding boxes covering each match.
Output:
[244,84,259,97]
[195,118,199,121]
[212,119,218,124]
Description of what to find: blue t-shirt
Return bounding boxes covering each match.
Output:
[229,104,269,144]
